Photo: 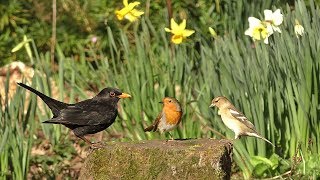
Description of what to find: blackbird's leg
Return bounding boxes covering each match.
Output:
[73,126,105,148]
[77,135,104,149]
[78,135,93,145]
[90,143,105,149]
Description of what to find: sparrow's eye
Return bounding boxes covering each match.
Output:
[215,99,219,103]
[110,92,115,97]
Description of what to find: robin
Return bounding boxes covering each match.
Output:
[209,96,274,147]
[144,97,182,139]
[17,83,131,148]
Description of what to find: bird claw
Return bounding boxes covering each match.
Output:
[166,138,175,142]
[90,142,105,149]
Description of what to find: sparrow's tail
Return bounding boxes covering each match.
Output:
[247,132,275,147]
[17,83,68,117]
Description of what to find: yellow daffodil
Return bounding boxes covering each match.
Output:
[245,17,273,44]
[294,19,304,38]
[209,27,218,39]
[115,0,144,22]
[264,9,283,33]
[164,18,195,44]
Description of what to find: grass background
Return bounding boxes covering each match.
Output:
[1,0,320,179]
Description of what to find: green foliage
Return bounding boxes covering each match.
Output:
[0,75,37,179]
[30,141,77,178]
[251,154,291,177]
[0,0,30,65]
[298,154,320,177]
[0,0,289,65]
[1,0,320,179]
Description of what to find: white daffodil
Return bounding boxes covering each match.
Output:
[245,17,273,44]
[264,9,283,33]
[294,20,304,38]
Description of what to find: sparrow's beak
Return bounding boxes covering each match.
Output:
[118,93,131,99]
[209,103,215,108]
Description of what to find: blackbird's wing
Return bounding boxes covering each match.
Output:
[228,107,256,131]
[44,103,117,126]
[144,111,163,132]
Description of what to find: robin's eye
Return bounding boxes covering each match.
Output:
[110,92,115,97]
[169,100,172,103]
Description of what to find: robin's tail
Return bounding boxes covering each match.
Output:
[17,83,68,117]
[248,132,275,147]
[144,125,156,132]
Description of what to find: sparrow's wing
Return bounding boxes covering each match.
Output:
[229,107,256,130]
[43,105,117,126]
[229,107,275,147]
[144,111,163,132]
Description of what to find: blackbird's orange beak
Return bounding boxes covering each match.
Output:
[118,93,131,99]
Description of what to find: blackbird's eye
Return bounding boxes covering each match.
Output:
[110,92,115,97]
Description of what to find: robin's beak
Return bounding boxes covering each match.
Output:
[209,103,215,108]
[159,101,163,104]
[118,93,131,99]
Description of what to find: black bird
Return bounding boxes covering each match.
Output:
[17,83,131,148]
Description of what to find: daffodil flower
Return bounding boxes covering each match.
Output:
[294,19,304,38]
[244,17,273,44]
[115,0,144,22]
[264,9,283,33]
[164,18,195,44]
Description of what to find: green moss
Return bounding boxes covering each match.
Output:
[148,148,167,178]
[79,139,232,179]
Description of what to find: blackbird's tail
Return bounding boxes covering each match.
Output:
[42,119,64,124]
[17,83,68,117]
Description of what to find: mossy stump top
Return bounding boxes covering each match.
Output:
[79,139,233,180]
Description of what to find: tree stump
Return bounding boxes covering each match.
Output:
[79,139,233,180]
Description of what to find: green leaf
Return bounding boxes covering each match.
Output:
[254,163,270,176]
[11,35,31,53]
[251,156,274,167]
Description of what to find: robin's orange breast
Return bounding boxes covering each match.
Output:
[163,107,182,125]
